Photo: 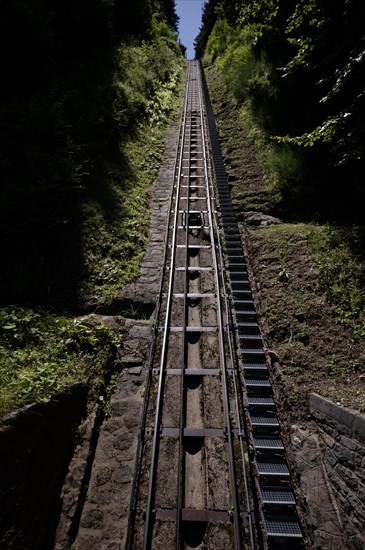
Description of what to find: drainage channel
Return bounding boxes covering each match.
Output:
[200,62,304,549]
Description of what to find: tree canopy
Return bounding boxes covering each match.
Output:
[196,0,365,221]
[0,0,182,307]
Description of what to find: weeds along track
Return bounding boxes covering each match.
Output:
[125,61,304,550]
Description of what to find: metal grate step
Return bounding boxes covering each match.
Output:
[239,334,262,345]
[230,282,251,291]
[248,396,275,407]
[253,436,284,451]
[237,321,260,332]
[223,229,240,235]
[236,311,257,320]
[234,298,254,305]
[265,517,302,538]
[245,378,271,389]
[229,270,247,281]
[242,362,267,372]
[233,290,252,298]
[225,235,241,242]
[221,217,237,223]
[228,259,246,265]
[260,486,296,505]
[227,254,245,262]
[250,414,279,427]
[231,281,250,289]
[240,349,265,358]
[255,459,289,477]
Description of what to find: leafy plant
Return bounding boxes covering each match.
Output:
[0,307,117,417]
[278,267,290,285]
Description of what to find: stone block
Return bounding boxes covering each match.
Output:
[357,468,365,484]
[322,423,339,439]
[112,465,133,485]
[329,469,348,495]
[325,448,337,467]
[358,446,365,459]
[335,463,358,491]
[80,507,104,529]
[334,443,355,468]
[104,543,120,550]
[309,393,356,434]
[341,435,358,451]
[347,476,358,492]
[322,431,335,449]
[354,454,362,468]
[349,534,365,550]
[358,487,365,504]
[353,415,365,445]
[74,531,103,550]
[113,436,132,452]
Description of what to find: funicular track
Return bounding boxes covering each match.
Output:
[125,61,304,549]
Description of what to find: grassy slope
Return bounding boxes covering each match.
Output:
[206,64,365,419]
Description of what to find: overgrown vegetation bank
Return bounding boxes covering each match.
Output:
[198,0,365,413]
[0,0,185,417]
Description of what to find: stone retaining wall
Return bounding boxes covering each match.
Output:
[309,393,365,549]
[55,118,180,549]
[0,386,87,550]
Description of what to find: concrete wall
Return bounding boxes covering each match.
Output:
[0,386,87,550]
[310,393,365,550]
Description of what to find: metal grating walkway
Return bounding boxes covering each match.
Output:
[200,61,304,548]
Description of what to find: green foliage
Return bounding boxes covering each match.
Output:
[283,0,320,71]
[278,267,290,285]
[79,32,184,307]
[251,141,305,210]
[207,21,276,103]
[0,1,184,417]
[228,0,279,25]
[206,18,231,63]
[0,0,184,308]
[199,0,365,220]
[0,308,117,416]
[154,0,180,34]
[194,0,221,58]
[313,228,365,324]
[273,115,341,147]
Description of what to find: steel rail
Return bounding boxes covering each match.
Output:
[124,65,190,550]
[176,66,193,549]
[142,62,193,550]
[196,62,244,550]
[127,59,304,549]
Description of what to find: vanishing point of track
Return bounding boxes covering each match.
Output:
[126,61,304,549]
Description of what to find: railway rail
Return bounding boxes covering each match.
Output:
[126,60,304,549]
